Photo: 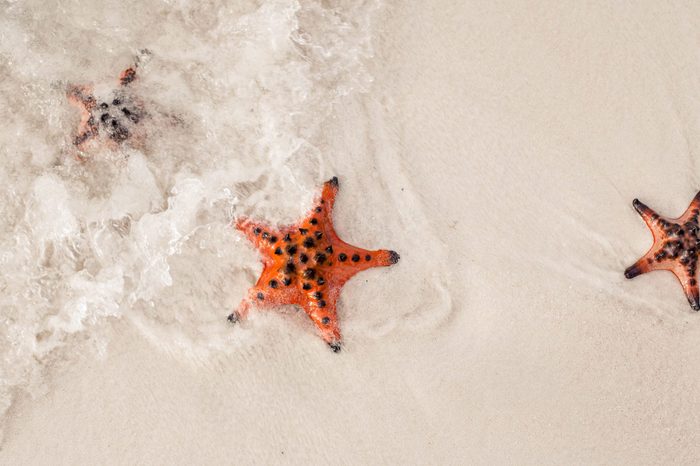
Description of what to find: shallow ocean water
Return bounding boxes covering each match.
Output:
[0,0,451,430]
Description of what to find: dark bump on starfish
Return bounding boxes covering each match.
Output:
[315,231,323,240]
[283,277,292,286]
[284,234,291,242]
[269,279,278,289]
[112,98,121,106]
[329,342,341,353]
[314,253,326,264]
[257,292,264,300]
[315,207,322,213]
[310,218,318,225]
[109,124,129,141]
[303,237,315,248]
[365,254,371,261]
[303,268,316,279]
[274,247,283,255]
[329,176,339,187]
[318,300,326,308]
[262,232,270,240]
[253,227,261,236]
[285,262,296,274]
[326,246,333,254]
[322,316,330,325]
[389,250,401,264]
[269,235,278,243]
[227,312,239,324]
[100,113,110,123]
[302,283,311,290]
[299,228,308,235]
[100,102,109,109]
[690,279,697,286]
[351,254,360,262]
[122,107,132,116]
[286,245,298,255]
[317,277,325,285]
[338,253,347,262]
[312,291,322,299]
[300,253,309,264]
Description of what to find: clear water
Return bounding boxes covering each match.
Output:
[0,0,451,428]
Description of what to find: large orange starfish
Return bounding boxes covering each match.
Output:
[230,177,400,352]
[625,192,700,310]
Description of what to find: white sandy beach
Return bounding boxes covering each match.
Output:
[3,0,700,464]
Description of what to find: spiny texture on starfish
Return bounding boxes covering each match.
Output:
[625,192,700,310]
[66,58,145,151]
[231,177,400,352]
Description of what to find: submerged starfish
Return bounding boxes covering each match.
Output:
[66,56,147,153]
[230,177,400,352]
[624,192,700,310]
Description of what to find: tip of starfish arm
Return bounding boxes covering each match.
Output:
[328,341,342,353]
[624,264,642,279]
[328,176,339,187]
[388,250,400,264]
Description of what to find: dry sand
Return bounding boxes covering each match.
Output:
[4,1,700,464]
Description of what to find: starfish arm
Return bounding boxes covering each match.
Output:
[306,176,340,230]
[632,198,666,233]
[301,294,342,351]
[119,67,137,86]
[671,264,700,310]
[679,190,700,223]
[320,176,339,214]
[624,255,655,279]
[67,85,99,147]
[331,243,400,286]
[73,127,97,147]
[230,270,302,322]
[66,84,96,108]
[236,217,284,254]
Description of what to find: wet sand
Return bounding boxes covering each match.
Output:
[5,1,700,464]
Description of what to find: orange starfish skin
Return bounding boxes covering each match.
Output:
[231,177,400,352]
[625,192,700,310]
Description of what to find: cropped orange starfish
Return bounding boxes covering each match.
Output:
[230,177,400,352]
[625,192,700,310]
